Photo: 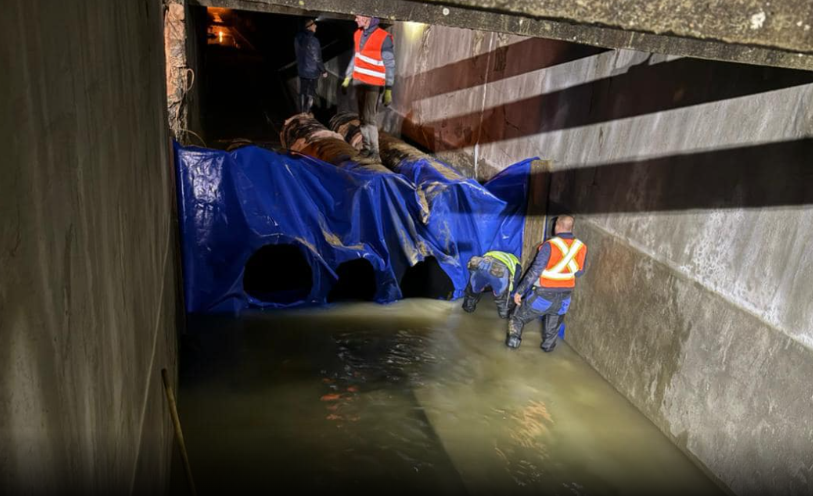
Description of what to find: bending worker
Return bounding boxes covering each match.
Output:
[462,250,522,319]
[342,15,395,160]
[294,18,327,114]
[507,215,588,352]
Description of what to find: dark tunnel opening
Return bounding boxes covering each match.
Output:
[194,6,356,148]
[327,258,377,302]
[243,244,313,304]
[399,256,455,300]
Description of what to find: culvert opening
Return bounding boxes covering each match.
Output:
[243,244,312,304]
[400,256,455,300]
[327,258,377,303]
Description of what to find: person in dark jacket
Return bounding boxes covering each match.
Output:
[294,18,327,114]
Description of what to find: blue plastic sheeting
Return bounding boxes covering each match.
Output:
[175,143,531,313]
[480,158,533,254]
[176,143,453,312]
[394,158,532,298]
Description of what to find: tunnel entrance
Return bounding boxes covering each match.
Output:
[243,244,313,304]
[327,258,377,302]
[399,256,455,300]
[184,6,356,149]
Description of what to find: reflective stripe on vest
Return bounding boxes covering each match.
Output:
[540,238,584,282]
[353,28,388,86]
[356,53,384,66]
[484,251,520,290]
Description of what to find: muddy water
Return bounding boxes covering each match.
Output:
[176,298,723,495]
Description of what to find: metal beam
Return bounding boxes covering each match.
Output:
[192,0,813,70]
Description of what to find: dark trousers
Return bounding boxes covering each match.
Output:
[299,77,318,114]
[463,286,511,318]
[356,84,382,155]
[507,289,571,351]
[462,257,512,318]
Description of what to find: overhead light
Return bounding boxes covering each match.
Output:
[402,21,427,41]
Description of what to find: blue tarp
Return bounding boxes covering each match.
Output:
[394,157,532,298]
[479,158,533,254]
[175,142,531,313]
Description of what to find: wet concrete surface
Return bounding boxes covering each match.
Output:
[173,297,723,495]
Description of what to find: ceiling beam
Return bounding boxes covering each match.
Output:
[191,0,813,70]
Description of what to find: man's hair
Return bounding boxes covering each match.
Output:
[556,215,575,231]
[304,18,316,28]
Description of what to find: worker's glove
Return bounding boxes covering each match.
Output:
[383,88,393,106]
[341,77,351,88]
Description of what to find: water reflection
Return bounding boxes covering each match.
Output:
[175,298,722,495]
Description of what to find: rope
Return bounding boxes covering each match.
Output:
[182,129,207,148]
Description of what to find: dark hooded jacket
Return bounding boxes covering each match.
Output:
[294,30,325,79]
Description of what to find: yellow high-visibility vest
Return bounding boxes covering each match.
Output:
[484,251,520,290]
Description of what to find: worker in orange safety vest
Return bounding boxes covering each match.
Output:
[507,215,588,352]
[342,15,395,161]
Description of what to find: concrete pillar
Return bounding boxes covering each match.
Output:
[1,0,180,494]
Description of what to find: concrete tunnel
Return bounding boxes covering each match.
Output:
[3,0,813,495]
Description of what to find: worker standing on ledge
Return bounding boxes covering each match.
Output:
[294,18,327,114]
[342,15,395,161]
[507,215,588,352]
[462,251,522,319]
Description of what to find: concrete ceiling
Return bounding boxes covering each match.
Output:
[192,0,813,70]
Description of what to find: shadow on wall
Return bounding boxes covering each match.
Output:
[518,138,813,217]
[377,137,812,216]
[398,37,607,100]
[401,54,813,151]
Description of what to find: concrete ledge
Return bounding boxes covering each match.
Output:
[422,0,813,54]
[193,0,813,70]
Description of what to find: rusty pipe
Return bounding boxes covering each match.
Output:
[328,112,364,152]
[280,113,391,174]
[328,112,465,181]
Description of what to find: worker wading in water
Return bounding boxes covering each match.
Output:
[507,216,588,352]
[462,251,522,319]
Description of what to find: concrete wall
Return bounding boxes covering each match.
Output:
[385,22,813,495]
[0,1,179,495]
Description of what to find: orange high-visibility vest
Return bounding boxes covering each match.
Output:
[352,28,390,86]
[537,237,587,289]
